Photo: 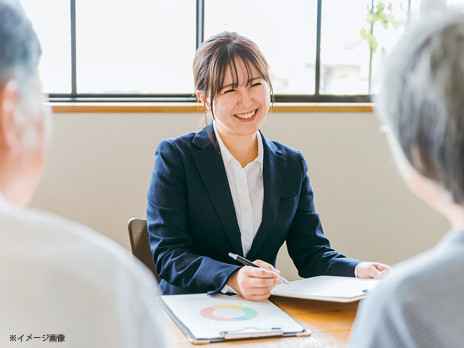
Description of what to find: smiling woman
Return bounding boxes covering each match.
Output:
[193,32,271,165]
[145,31,390,302]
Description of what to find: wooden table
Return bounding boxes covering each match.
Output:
[165,296,359,347]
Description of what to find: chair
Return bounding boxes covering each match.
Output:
[127,218,161,283]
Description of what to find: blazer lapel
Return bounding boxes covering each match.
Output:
[191,123,244,256]
[247,133,286,260]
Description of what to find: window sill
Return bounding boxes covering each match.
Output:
[49,102,373,114]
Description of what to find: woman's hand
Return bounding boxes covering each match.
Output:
[227,260,282,301]
[355,262,392,279]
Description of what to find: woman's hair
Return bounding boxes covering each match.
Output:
[376,11,464,204]
[193,31,273,118]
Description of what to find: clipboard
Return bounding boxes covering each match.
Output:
[159,293,310,344]
[271,275,381,303]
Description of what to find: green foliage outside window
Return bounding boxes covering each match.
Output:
[361,1,401,55]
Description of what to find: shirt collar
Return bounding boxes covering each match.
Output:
[213,121,233,166]
[213,121,264,174]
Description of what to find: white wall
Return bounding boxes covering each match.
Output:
[31,112,448,281]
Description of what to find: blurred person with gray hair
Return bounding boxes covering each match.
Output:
[350,11,464,348]
[0,1,165,347]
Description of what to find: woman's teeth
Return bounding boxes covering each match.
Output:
[234,109,256,119]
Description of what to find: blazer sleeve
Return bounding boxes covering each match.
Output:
[286,151,361,277]
[146,140,240,294]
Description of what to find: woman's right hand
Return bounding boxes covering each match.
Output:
[227,260,282,301]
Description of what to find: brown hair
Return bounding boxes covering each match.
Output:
[193,31,273,119]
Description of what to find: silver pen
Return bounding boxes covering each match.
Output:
[228,252,290,284]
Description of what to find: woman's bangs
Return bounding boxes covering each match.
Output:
[240,50,270,86]
[210,45,271,96]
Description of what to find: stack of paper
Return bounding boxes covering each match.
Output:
[271,275,380,303]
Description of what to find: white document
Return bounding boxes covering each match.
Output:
[160,293,309,343]
[271,275,381,303]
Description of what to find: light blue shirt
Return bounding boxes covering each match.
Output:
[350,229,464,348]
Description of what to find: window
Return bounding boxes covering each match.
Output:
[21,0,458,103]
[205,0,317,96]
[75,0,195,95]
[22,0,71,93]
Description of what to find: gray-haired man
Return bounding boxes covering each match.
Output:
[0,1,165,347]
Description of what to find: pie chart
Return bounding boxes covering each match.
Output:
[200,305,258,321]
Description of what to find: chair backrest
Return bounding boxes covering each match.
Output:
[127,218,161,283]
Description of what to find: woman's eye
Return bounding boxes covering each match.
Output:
[251,82,262,87]
[223,89,235,94]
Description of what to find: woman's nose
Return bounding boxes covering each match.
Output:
[238,90,253,107]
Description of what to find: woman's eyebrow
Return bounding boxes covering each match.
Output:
[221,77,261,90]
[220,83,235,90]
[247,77,261,84]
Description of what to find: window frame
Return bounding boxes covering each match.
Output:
[48,0,407,104]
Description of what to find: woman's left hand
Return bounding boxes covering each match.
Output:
[355,262,392,279]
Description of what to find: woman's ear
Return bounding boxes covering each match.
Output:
[196,90,210,110]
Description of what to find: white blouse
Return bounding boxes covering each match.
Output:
[213,121,264,257]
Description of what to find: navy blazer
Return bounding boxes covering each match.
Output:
[147,123,360,295]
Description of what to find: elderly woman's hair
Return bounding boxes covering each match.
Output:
[376,11,464,204]
[0,0,41,88]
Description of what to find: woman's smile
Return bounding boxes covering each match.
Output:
[233,108,258,120]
